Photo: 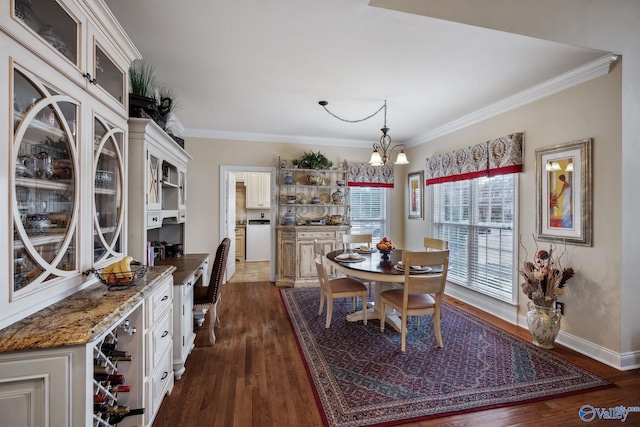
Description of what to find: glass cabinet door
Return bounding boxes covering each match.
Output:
[13,0,79,66]
[147,150,161,210]
[93,44,125,106]
[93,117,125,263]
[12,67,78,294]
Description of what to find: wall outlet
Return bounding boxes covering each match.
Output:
[555,301,565,315]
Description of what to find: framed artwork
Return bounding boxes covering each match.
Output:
[408,171,424,220]
[536,138,592,246]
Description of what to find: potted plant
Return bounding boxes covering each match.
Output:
[291,151,333,170]
[128,60,158,118]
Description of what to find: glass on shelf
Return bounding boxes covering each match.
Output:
[14,0,79,65]
[12,67,78,292]
[93,117,125,263]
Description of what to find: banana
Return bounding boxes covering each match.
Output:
[119,255,135,279]
[100,260,120,281]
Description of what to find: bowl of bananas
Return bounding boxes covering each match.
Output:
[90,256,147,290]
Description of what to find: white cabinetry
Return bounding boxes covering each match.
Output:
[246,172,271,209]
[1,0,140,329]
[0,269,174,427]
[128,118,193,263]
[144,275,174,426]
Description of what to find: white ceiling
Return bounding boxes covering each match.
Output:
[106,0,608,148]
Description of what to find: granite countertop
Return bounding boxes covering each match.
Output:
[155,253,209,286]
[0,265,175,353]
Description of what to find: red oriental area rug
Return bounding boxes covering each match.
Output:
[281,288,613,427]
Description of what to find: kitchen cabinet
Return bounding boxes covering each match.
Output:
[246,171,271,209]
[127,118,193,263]
[236,226,246,261]
[157,254,209,380]
[0,266,175,427]
[2,0,140,330]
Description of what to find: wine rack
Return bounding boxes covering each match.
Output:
[92,311,144,427]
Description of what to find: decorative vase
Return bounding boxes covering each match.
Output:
[306,172,322,185]
[332,188,344,205]
[526,301,562,349]
[283,171,294,185]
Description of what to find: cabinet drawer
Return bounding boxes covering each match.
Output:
[148,278,173,324]
[298,231,335,239]
[182,275,195,297]
[149,312,173,373]
[147,211,162,229]
[149,351,174,421]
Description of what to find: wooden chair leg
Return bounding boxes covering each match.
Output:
[379,302,386,332]
[434,308,443,348]
[400,309,408,352]
[318,290,325,316]
[325,297,334,328]
[206,303,216,346]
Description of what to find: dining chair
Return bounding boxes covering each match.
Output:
[342,233,373,251]
[314,240,368,328]
[193,237,231,345]
[423,237,448,251]
[379,250,449,352]
[342,233,374,295]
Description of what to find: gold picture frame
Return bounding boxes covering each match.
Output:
[536,138,592,246]
[408,171,424,220]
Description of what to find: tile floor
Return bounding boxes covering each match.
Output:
[228,261,271,283]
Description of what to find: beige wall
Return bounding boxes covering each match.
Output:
[183,64,624,361]
[404,63,622,352]
[182,141,404,274]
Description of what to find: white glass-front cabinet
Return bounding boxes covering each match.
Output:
[1,0,139,329]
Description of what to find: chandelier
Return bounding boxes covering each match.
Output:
[318,100,409,166]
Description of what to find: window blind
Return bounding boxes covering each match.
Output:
[349,187,387,242]
[432,174,516,302]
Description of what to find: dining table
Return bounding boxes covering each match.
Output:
[325,248,443,332]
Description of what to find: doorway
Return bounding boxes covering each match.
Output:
[219,166,276,283]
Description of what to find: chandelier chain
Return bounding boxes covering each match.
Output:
[320,100,387,124]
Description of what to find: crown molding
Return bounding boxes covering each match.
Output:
[181,128,373,147]
[181,53,618,148]
[406,53,619,147]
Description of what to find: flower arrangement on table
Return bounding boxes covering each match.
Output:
[519,239,574,308]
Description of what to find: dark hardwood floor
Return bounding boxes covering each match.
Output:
[152,281,640,427]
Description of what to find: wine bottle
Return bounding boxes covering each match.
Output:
[100,342,117,351]
[93,394,108,403]
[103,349,129,358]
[105,405,130,414]
[111,385,131,393]
[108,408,145,425]
[94,373,125,384]
[94,365,109,375]
[94,403,109,413]
[109,355,133,362]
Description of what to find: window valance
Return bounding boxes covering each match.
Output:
[426,132,523,185]
[347,163,394,188]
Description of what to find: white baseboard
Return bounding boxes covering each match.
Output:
[446,284,635,371]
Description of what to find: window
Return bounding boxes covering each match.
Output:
[349,187,387,242]
[432,174,516,302]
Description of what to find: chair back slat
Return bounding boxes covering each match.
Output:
[423,237,448,251]
[403,250,449,297]
[342,233,372,250]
